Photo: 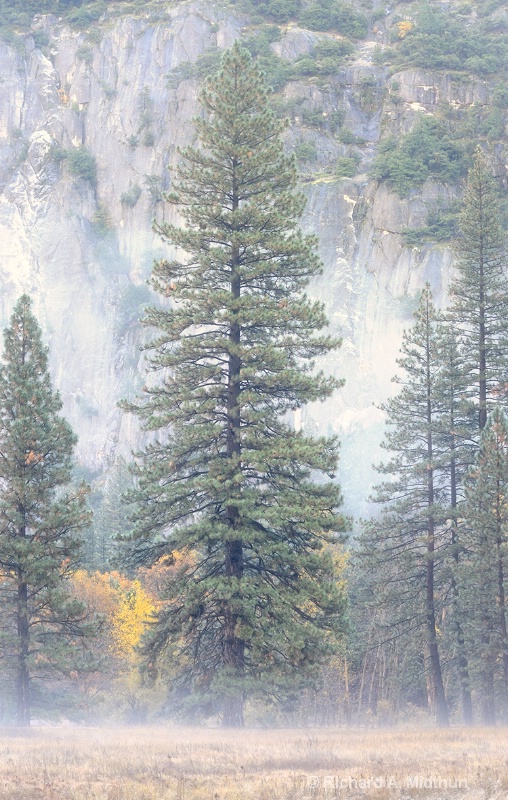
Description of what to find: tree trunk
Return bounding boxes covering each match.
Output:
[496,527,508,703]
[426,545,449,727]
[222,167,245,727]
[223,539,245,727]
[478,212,487,430]
[450,455,473,724]
[425,314,449,727]
[16,573,30,727]
[481,666,496,725]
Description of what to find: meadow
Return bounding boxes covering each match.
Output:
[0,725,507,800]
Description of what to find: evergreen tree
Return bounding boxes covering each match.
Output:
[434,323,475,724]
[93,457,133,569]
[124,43,347,727]
[461,406,508,724]
[0,296,91,725]
[449,146,508,432]
[359,287,450,726]
[446,147,508,723]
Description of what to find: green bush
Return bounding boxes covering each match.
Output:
[118,283,153,333]
[67,146,97,186]
[392,5,508,76]
[338,127,364,145]
[167,47,223,87]
[248,0,300,23]
[121,184,142,207]
[67,2,107,29]
[142,130,155,147]
[32,30,49,48]
[371,117,466,196]
[353,74,383,114]
[402,203,460,246]
[314,38,353,60]
[76,45,93,64]
[228,0,299,22]
[241,32,294,90]
[480,108,505,139]
[294,141,318,161]
[144,174,163,205]
[298,1,368,39]
[492,82,508,108]
[335,156,359,177]
[93,204,111,237]
[293,37,354,76]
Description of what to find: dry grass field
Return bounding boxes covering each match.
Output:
[0,725,507,800]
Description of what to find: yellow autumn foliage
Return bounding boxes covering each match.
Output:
[396,20,414,38]
[112,579,155,658]
[71,570,155,662]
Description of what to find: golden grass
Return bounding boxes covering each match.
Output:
[0,725,506,799]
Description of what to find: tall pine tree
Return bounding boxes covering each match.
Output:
[434,323,475,724]
[449,146,508,432]
[0,296,91,725]
[447,147,508,723]
[124,43,347,727]
[461,406,508,724]
[359,287,450,726]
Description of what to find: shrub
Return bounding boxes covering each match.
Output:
[67,146,97,186]
[67,2,107,29]
[294,141,318,161]
[76,45,93,64]
[402,203,460,246]
[167,47,224,88]
[118,283,153,332]
[353,74,383,114]
[480,108,505,140]
[314,37,353,60]
[142,130,155,147]
[144,174,163,205]
[335,156,359,177]
[391,5,508,76]
[492,82,508,108]
[121,184,142,207]
[249,0,300,23]
[294,37,354,76]
[32,30,49,48]
[93,204,111,237]
[300,106,327,126]
[298,1,368,39]
[338,127,364,145]
[242,32,294,91]
[371,117,466,196]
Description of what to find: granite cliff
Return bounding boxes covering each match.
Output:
[0,0,505,520]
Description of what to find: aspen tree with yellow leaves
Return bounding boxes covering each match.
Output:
[70,570,157,720]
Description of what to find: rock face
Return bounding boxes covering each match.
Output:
[0,2,484,513]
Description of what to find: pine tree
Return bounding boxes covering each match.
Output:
[124,43,347,727]
[93,457,133,569]
[0,296,91,726]
[359,287,450,726]
[434,323,475,724]
[446,147,508,724]
[461,406,508,724]
[449,146,508,432]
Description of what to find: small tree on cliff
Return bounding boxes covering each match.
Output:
[0,296,91,726]
[125,42,347,727]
